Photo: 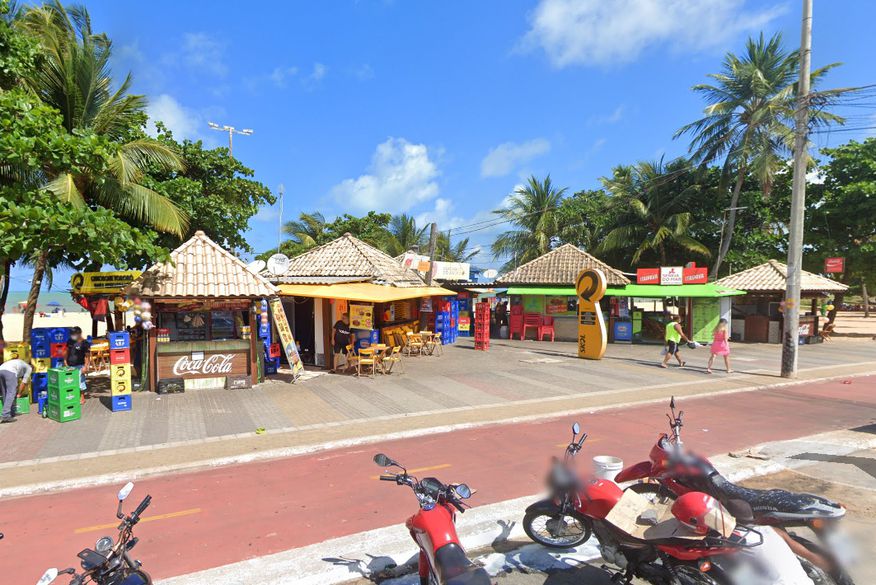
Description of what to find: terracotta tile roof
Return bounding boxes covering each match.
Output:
[129,231,278,298]
[495,244,630,286]
[715,260,848,293]
[272,233,427,287]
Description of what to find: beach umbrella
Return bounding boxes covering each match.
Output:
[46,301,62,306]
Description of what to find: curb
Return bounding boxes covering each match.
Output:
[3,370,873,498]
[155,427,876,585]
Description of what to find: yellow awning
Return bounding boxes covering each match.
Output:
[277,282,456,303]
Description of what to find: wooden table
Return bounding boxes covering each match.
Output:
[360,344,390,374]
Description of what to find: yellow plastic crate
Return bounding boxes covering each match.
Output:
[31,357,51,373]
[109,363,131,380]
[3,342,30,362]
[110,374,132,395]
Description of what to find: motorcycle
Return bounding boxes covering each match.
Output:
[373,453,490,585]
[615,397,853,585]
[37,482,152,585]
[521,422,817,585]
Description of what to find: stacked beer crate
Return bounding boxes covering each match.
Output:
[46,367,81,422]
[108,331,133,412]
[474,301,491,351]
[30,328,53,414]
[3,341,32,413]
[259,301,280,375]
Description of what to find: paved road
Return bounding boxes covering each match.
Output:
[0,375,873,585]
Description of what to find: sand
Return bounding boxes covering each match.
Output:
[1,313,109,342]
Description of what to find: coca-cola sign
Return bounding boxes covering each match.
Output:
[173,353,236,376]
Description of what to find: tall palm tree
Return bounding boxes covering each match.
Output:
[676,33,841,277]
[16,1,187,235]
[436,231,477,263]
[597,158,710,267]
[282,211,327,249]
[386,213,428,257]
[491,174,566,270]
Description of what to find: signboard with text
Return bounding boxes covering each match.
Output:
[432,261,471,281]
[682,266,708,284]
[349,303,374,330]
[660,267,684,285]
[71,271,142,295]
[268,297,303,378]
[636,268,660,284]
[576,268,607,360]
[824,257,845,273]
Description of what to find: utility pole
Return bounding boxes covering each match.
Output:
[425,222,439,285]
[207,122,253,157]
[277,184,285,255]
[781,0,813,378]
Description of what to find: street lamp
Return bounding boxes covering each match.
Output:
[207,122,254,157]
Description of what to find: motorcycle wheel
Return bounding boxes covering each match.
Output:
[672,565,721,585]
[789,534,854,585]
[523,510,591,548]
[627,482,677,504]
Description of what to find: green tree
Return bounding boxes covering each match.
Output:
[386,214,428,257]
[325,211,392,250]
[436,231,477,263]
[676,33,841,277]
[15,0,188,235]
[597,158,711,268]
[555,188,616,254]
[283,211,328,251]
[143,125,275,253]
[804,139,876,312]
[491,175,566,271]
[264,211,393,261]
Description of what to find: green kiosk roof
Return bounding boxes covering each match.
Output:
[506,283,745,298]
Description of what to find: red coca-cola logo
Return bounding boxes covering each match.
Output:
[173,354,235,376]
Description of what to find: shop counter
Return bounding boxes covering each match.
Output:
[154,339,252,387]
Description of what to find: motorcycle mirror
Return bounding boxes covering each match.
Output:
[454,484,472,499]
[669,396,676,410]
[37,568,59,585]
[373,453,393,467]
[572,422,580,436]
[118,482,134,502]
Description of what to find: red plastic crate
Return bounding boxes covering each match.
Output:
[109,348,131,365]
[50,343,67,358]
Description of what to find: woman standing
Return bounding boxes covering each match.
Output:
[706,318,733,374]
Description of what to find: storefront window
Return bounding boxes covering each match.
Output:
[161,311,208,341]
[211,310,236,340]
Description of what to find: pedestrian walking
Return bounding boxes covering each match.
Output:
[661,314,691,368]
[332,312,352,373]
[65,326,90,398]
[0,358,33,423]
[706,318,733,374]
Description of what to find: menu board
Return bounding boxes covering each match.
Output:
[545,296,577,315]
[349,303,374,330]
[691,298,720,343]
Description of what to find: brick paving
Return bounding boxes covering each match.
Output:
[0,338,873,488]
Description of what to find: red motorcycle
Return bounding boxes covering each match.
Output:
[523,423,767,585]
[373,453,490,585]
[615,398,853,584]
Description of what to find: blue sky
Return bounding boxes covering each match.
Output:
[9,0,876,291]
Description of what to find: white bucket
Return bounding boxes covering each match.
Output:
[499,325,509,339]
[593,455,624,481]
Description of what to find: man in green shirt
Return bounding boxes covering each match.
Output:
[661,314,691,368]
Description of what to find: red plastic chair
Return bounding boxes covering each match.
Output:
[509,314,524,340]
[539,316,555,342]
[522,313,542,340]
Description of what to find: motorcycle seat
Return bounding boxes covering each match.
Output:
[434,543,491,585]
[707,473,843,520]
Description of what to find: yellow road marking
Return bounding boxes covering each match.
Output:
[74,508,202,534]
[371,463,452,480]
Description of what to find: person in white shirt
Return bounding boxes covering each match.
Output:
[0,358,32,422]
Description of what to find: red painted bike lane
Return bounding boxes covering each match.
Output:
[1,376,874,585]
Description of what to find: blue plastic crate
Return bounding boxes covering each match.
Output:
[108,331,130,349]
[264,356,280,375]
[32,342,51,358]
[111,395,132,412]
[258,322,271,339]
[31,328,51,344]
[49,328,69,343]
[32,372,48,392]
[50,357,66,368]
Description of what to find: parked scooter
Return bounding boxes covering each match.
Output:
[373,453,490,585]
[522,422,816,585]
[37,482,152,585]
[615,398,853,584]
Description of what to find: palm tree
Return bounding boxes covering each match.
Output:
[386,214,428,257]
[597,158,710,267]
[16,1,187,235]
[491,175,566,270]
[436,231,478,263]
[676,33,841,277]
[283,211,328,249]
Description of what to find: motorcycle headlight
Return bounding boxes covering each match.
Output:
[95,536,114,555]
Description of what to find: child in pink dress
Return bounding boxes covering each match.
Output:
[706,318,732,374]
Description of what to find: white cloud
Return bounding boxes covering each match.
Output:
[146,94,204,140]
[182,33,227,76]
[522,0,786,68]
[480,138,551,178]
[353,64,375,80]
[270,66,299,87]
[331,138,440,212]
[589,105,625,125]
[310,62,327,82]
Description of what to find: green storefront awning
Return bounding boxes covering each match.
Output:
[506,283,745,298]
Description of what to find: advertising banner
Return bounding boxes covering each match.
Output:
[268,298,303,378]
[636,268,660,284]
[432,261,471,281]
[660,267,684,285]
[824,257,845,273]
[576,268,607,360]
[682,266,708,284]
[349,303,374,330]
[71,271,142,294]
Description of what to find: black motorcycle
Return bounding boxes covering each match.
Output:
[37,482,152,585]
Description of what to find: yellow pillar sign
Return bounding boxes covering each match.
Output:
[576,268,607,360]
